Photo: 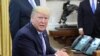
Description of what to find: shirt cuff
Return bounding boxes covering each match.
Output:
[54,54,58,56]
[79,28,83,31]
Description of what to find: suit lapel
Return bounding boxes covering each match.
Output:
[85,0,97,14]
[42,31,49,52]
[28,23,43,49]
[95,0,100,13]
[25,0,33,9]
[43,32,48,46]
[87,0,94,14]
[34,0,40,6]
[87,0,100,14]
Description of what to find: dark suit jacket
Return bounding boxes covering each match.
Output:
[78,0,100,36]
[9,0,40,39]
[12,23,56,56]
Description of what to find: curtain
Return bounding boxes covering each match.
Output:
[0,0,12,56]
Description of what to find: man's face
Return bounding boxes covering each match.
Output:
[31,12,49,32]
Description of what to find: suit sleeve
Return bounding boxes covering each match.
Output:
[13,34,43,56]
[9,0,20,39]
[78,2,84,28]
[46,39,56,56]
[46,47,56,56]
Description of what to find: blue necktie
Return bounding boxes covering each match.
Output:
[39,32,46,55]
[92,0,95,13]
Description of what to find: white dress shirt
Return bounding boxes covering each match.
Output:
[28,0,47,8]
[28,0,36,8]
[90,0,97,10]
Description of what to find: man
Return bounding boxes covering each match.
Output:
[9,0,40,39]
[12,6,69,56]
[78,0,100,37]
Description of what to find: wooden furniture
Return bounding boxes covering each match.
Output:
[73,54,87,56]
[64,47,87,56]
[93,50,100,56]
[73,50,100,56]
[49,27,79,46]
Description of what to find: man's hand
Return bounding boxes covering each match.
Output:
[55,50,69,56]
[79,28,84,35]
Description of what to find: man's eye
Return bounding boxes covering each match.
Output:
[45,17,48,19]
[38,17,48,19]
[38,17,43,19]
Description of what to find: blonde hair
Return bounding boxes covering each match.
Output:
[31,6,50,17]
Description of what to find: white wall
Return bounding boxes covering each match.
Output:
[46,1,81,30]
